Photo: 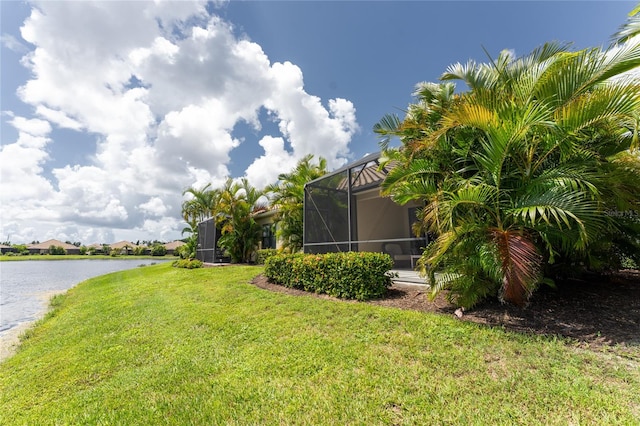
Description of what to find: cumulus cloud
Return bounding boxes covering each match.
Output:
[0,116,56,204]
[1,33,28,53]
[244,136,298,189]
[0,1,359,243]
[138,197,169,217]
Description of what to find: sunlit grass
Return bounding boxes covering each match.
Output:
[1,263,638,424]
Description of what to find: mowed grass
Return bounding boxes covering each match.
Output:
[1,264,638,425]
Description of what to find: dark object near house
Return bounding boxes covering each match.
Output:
[196,218,230,263]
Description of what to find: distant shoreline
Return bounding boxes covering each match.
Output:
[0,255,168,262]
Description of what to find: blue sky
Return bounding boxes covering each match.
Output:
[0,1,636,244]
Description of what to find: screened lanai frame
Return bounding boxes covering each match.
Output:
[196,218,229,263]
[303,152,428,268]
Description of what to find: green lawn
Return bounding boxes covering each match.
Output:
[1,263,638,424]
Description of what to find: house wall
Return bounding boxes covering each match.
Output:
[353,190,423,258]
[254,213,281,250]
[356,195,403,252]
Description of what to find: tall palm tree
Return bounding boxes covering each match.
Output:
[217,178,267,263]
[181,183,222,260]
[377,39,640,307]
[181,183,220,224]
[266,155,328,252]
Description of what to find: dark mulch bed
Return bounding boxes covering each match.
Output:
[251,271,640,352]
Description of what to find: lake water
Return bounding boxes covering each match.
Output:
[0,259,167,337]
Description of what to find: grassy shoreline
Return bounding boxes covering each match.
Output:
[1,263,638,424]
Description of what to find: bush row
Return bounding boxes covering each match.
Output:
[264,252,394,301]
[172,259,203,269]
[255,248,279,265]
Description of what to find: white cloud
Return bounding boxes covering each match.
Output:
[1,33,28,53]
[244,136,297,189]
[138,197,169,217]
[9,116,51,136]
[35,105,83,130]
[0,116,56,205]
[1,1,359,243]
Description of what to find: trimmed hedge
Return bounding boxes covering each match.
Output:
[256,248,279,265]
[264,252,394,301]
[172,259,203,269]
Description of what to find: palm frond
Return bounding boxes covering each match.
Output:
[374,113,403,151]
[556,83,640,136]
[380,158,441,199]
[510,190,604,248]
[612,6,640,44]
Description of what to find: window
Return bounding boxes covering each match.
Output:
[262,224,276,249]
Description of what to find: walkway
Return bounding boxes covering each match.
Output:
[390,269,429,287]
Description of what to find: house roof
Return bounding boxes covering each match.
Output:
[306,151,395,193]
[110,241,136,249]
[164,241,185,250]
[252,206,279,219]
[28,239,78,250]
[336,161,388,191]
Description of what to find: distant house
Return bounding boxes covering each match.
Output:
[109,241,137,255]
[86,243,106,254]
[163,240,185,255]
[0,244,16,254]
[28,239,81,255]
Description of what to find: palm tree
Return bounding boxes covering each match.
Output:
[179,219,199,259]
[181,183,220,225]
[266,155,328,252]
[377,39,640,307]
[181,183,222,260]
[217,178,267,263]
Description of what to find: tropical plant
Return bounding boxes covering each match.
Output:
[614,3,640,44]
[182,183,220,225]
[376,37,640,307]
[179,220,198,260]
[150,244,167,256]
[133,245,147,256]
[180,183,222,260]
[266,155,328,252]
[48,245,66,255]
[217,178,267,263]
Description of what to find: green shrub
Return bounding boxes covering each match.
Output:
[264,252,394,301]
[256,248,279,265]
[621,256,639,270]
[172,259,203,269]
[133,245,147,256]
[151,244,167,256]
[48,245,66,255]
